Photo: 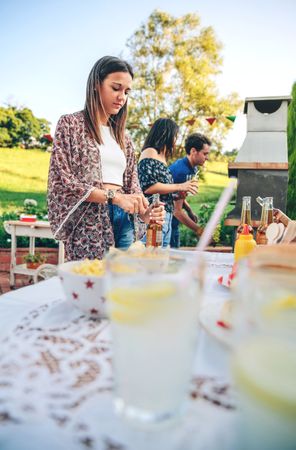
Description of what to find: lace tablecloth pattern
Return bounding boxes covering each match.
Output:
[0,252,238,450]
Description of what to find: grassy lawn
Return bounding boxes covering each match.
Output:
[0,147,229,214]
[0,148,232,247]
[190,161,229,206]
[0,147,50,213]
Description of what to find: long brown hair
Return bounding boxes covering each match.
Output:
[142,118,179,159]
[84,56,134,149]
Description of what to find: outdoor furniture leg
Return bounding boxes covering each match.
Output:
[58,241,65,265]
[4,220,61,289]
[10,225,16,288]
[29,236,35,254]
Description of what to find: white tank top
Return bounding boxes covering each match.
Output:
[99,126,126,185]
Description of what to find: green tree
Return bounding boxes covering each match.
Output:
[0,106,22,147]
[0,127,11,147]
[0,105,50,148]
[125,10,242,154]
[15,107,50,148]
[287,82,296,219]
[0,107,11,146]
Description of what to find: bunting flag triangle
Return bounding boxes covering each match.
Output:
[205,117,216,125]
[186,118,196,126]
[226,115,236,122]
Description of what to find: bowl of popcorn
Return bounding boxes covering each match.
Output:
[58,259,107,318]
[58,243,173,318]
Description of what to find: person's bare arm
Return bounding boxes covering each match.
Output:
[86,189,165,224]
[273,208,290,227]
[183,199,198,223]
[86,188,108,204]
[144,180,198,195]
[173,199,202,235]
[86,189,148,216]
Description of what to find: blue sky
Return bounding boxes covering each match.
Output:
[1,0,295,151]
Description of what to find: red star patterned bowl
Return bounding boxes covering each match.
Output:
[58,260,107,318]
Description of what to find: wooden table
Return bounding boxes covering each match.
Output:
[224,218,261,227]
[4,220,64,287]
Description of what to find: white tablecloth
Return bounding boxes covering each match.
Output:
[0,252,239,450]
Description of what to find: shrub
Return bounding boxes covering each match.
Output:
[287,82,296,219]
[23,252,46,264]
[23,198,38,215]
[179,202,233,247]
[0,209,58,249]
[179,225,198,247]
[0,211,20,248]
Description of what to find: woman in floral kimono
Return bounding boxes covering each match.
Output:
[47,56,164,260]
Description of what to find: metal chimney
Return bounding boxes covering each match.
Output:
[225,95,291,228]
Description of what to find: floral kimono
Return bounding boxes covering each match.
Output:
[47,111,142,260]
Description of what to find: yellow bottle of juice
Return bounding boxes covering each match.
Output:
[234,224,257,262]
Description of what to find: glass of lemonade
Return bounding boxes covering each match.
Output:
[105,252,204,425]
[231,249,296,450]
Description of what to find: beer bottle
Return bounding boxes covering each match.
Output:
[146,194,162,247]
[236,196,253,238]
[256,197,274,245]
[257,196,289,227]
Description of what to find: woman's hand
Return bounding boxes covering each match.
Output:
[142,203,166,225]
[113,192,149,215]
[179,179,198,195]
[112,192,165,225]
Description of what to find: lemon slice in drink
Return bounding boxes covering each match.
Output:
[263,295,296,317]
[108,282,176,324]
[233,337,296,417]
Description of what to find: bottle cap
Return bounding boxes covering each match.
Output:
[238,224,253,240]
[241,224,250,235]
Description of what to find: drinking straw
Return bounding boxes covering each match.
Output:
[181,178,237,288]
[179,178,237,287]
[196,178,237,252]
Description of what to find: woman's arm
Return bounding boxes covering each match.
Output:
[139,203,165,225]
[87,187,164,224]
[48,114,97,240]
[86,188,149,216]
[144,180,198,195]
[85,189,108,204]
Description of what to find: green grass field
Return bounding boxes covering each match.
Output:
[0,147,232,247]
[0,148,50,213]
[0,147,229,214]
[190,161,229,205]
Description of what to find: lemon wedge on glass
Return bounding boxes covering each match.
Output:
[233,337,296,417]
[108,282,176,324]
[263,295,296,317]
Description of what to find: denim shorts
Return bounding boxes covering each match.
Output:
[170,216,180,248]
[162,211,173,247]
[108,204,134,249]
